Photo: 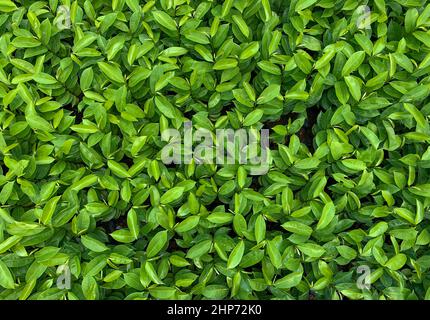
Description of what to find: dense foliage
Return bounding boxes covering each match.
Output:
[1,0,430,300]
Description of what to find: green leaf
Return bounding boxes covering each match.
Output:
[186,239,212,259]
[145,261,164,284]
[202,285,229,299]
[282,221,313,237]
[81,235,109,252]
[342,51,366,76]
[154,95,178,119]
[110,229,135,243]
[0,235,22,254]
[404,103,427,128]
[274,272,302,289]
[82,275,99,300]
[315,48,336,69]
[213,58,238,70]
[152,11,177,31]
[41,196,61,225]
[175,216,200,233]
[316,201,335,230]
[255,215,266,244]
[294,157,320,170]
[341,159,367,171]
[107,160,131,178]
[221,0,234,17]
[257,84,280,104]
[0,260,14,289]
[227,240,245,269]
[33,73,57,85]
[266,239,282,269]
[146,230,168,258]
[385,254,407,271]
[295,0,318,12]
[71,175,98,191]
[232,15,249,37]
[73,33,98,53]
[160,187,184,204]
[149,286,176,299]
[360,127,380,149]
[368,222,388,237]
[297,243,325,258]
[240,42,260,60]
[344,75,362,101]
[97,62,124,83]
[127,209,139,239]
[243,109,264,126]
[0,0,17,12]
